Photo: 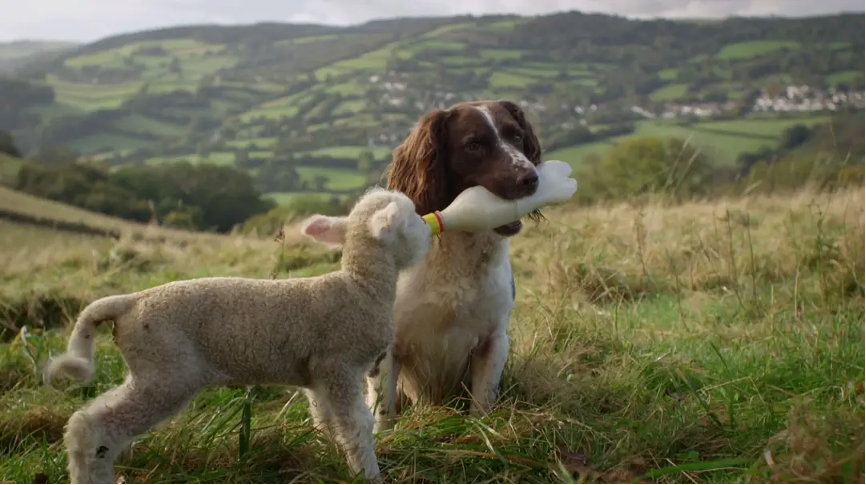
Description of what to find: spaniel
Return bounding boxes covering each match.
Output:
[366,99,543,432]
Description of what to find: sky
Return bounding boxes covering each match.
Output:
[1,0,863,43]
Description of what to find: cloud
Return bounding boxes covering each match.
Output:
[1,0,862,43]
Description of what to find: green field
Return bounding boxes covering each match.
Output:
[658,68,678,80]
[67,133,156,155]
[113,114,184,138]
[295,166,367,190]
[65,39,222,67]
[826,70,865,86]
[650,83,690,101]
[1,184,862,483]
[546,116,833,168]
[263,191,336,205]
[0,153,25,185]
[299,146,392,160]
[226,137,279,150]
[490,71,535,88]
[716,40,801,60]
[479,49,524,60]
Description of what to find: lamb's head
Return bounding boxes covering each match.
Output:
[300,187,431,270]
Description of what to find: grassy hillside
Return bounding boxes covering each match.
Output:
[0,152,25,184]
[546,114,834,167]
[0,154,234,243]
[0,13,862,202]
[1,185,862,483]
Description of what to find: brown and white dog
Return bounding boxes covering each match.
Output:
[365,99,543,432]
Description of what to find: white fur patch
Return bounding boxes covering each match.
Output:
[367,201,400,243]
[475,105,535,172]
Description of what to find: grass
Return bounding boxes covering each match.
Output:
[716,41,801,60]
[0,185,863,483]
[66,133,156,155]
[650,83,690,101]
[546,116,835,168]
[479,49,524,60]
[489,72,535,89]
[0,186,220,246]
[294,166,368,191]
[64,39,219,68]
[225,137,279,150]
[144,152,237,167]
[264,191,336,205]
[299,146,392,160]
[113,114,185,138]
[0,153,24,185]
[826,70,864,86]
[693,116,831,138]
[333,99,367,115]
[659,68,678,81]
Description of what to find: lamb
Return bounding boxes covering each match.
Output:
[42,187,432,484]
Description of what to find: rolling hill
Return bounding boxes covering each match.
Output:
[0,12,863,203]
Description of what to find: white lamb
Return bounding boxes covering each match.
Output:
[42,187,432,484]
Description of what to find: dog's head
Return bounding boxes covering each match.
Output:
[386,99,543,237]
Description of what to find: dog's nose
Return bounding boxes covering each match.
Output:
[519,171,539,191]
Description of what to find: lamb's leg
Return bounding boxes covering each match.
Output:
[313,375,381,482]
[468,331,509,417]
[64,375,199,484]
[365,353,401,434]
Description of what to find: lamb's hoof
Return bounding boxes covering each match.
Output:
[365,472,384,484]
[469,403,492,418]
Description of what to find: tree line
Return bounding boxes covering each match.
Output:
[2,113,862,238]
[12,157,275,233]
[573,113,865,205]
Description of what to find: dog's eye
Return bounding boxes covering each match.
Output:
[466,141,480,151]
[513,133,523,143]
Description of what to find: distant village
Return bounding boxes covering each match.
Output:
[652,85,865,119]
[364,73,865,148]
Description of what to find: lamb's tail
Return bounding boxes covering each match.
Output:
[43,294,137,386]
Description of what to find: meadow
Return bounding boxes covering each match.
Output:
[546,115,832,169]
[1,184,862,483]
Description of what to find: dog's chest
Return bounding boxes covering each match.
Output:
[393,234,513,339]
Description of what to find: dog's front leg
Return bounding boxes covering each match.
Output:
[469,331,509,417]
[365,352,401,434]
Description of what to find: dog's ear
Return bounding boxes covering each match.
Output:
[300,215,347,247]
[499,100,541,164]
[387,109,451,216]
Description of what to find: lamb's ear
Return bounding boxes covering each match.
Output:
[300,215,347,246]
[368,201,401,243]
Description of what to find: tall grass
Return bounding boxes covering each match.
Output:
[0,186,863,483]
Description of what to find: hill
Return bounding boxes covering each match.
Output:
[0,152,253,242]
[0,13,863,202]
[0,152,24,184]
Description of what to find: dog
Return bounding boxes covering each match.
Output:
[366,99,543,433]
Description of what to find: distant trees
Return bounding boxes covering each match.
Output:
[726,113,865,195]
[15,160,275,232]
[0,131,21,157]
[571,114,865,205]
[357,150,375,172]
[576,136,717,204]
